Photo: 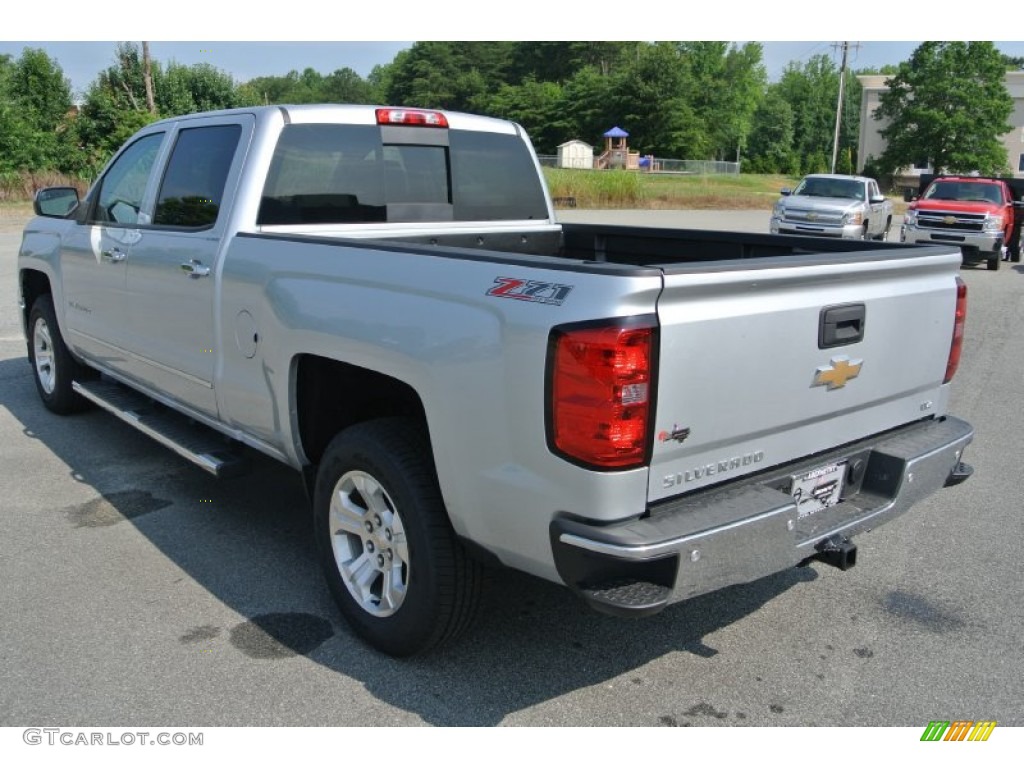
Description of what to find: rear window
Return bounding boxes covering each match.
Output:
[449,130,550,220]
[258,124,548,225]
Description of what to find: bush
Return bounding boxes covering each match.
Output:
[860,155,895,191]
[0,170,89,202]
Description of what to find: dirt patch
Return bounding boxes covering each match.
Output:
[0,204,32,234]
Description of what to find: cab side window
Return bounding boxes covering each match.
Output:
[154,125,242,228]
[92,133,164,225]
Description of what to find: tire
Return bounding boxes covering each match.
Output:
[27,295,93,414]
[987,252,1000,271]
[313,418,482,656]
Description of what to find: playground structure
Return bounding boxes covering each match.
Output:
[596,126,642,170]
[551,126,738,174]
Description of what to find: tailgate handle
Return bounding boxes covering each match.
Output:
[819,304,865,349]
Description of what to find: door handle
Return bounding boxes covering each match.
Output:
[101,248,127,263]
[180,259,211,279]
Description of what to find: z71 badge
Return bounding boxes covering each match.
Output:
[486,277,574,306]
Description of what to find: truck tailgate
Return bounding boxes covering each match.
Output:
[648,248,963,503]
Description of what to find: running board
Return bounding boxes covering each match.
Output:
[72,379,248,478]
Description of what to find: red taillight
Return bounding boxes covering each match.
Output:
[375,108,449,128]
[549,320,656,469]
[944,276,967,384]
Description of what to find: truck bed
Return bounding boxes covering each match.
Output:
[298,221,940,272]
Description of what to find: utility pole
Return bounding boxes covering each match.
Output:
[830,42,850,174]
[142,42,156,115]
[823,43,856,174]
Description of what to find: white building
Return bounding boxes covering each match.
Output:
[556,140,594,170]
[857,72,1024,182]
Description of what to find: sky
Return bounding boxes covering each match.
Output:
[4,3,1023,99]
[6,40,1024,102]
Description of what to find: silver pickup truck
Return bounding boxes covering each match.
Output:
[770,173,894,240]
[18,105,973,656]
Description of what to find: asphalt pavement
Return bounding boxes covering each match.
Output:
[1,210,1021,728]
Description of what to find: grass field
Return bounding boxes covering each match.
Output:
[543,168,801,210]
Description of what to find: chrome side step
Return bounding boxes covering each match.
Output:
[72,379,248,478]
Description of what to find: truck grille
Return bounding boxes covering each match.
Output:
[916,210,986,233]
[784,208,844,225]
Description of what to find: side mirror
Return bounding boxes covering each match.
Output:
[34,186,80,218]
[780,188,792,197]
[869,195,887,204]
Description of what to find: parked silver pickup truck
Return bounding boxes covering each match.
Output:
[18,105,973,656]
[770,173,894,240]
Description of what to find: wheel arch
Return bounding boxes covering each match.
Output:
[19,268,53,342]
[293,353,430,468]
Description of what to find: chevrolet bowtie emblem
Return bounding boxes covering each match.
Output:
[814,356,863,390]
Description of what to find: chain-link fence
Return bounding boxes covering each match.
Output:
[538,155,740,174]
[653,159,740,175]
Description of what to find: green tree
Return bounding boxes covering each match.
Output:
[1001,55,1024,71]
[481,78,569,153]
[366,64,394,103]
[75,43,247,173]
[773,53,861,175]
[11,48,73,131]
[0,55,36,174]
[745,90,795,173]
[242,71,303,104]
[0,49,80,173]
[679,42,766,161]
[385,42,513,112]
[559,65,617,147]
[75,44,159,173]
[776,55,840,169]
[322,67,379,103]
[505,42,582,85]
[837,146,854,175]
[610,42,706,158]
[569,42,635,77]
[75,86,158,173]
[874,42,1013,176]
[155,62,240,114]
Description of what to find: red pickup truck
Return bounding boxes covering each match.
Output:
[902,175,1024,270]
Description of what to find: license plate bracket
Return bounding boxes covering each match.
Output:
[791,461,846,518]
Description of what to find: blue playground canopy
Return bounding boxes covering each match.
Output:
[603,126,629,138]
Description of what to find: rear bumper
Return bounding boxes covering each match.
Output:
[551,416,974,616]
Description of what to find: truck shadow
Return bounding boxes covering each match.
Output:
[1,354,817,726]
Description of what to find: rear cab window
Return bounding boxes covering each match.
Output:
[258,122,548,226]
[154,125,243,228]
